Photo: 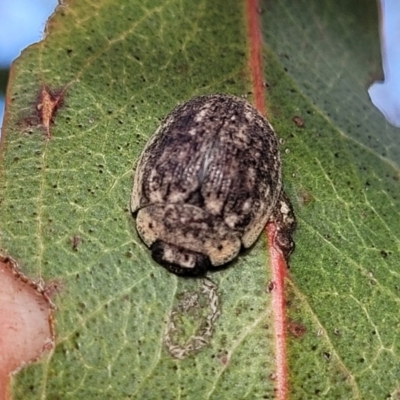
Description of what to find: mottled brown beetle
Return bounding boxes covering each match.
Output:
[131,94,295,276]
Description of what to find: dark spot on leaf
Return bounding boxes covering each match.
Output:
[323,351,332,361]
[71,236,82,251]
[265,280,275,293]
[287,321,307,338]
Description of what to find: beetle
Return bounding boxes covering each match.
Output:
[131,94,295,276]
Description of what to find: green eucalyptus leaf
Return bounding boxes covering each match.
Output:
[1,0,398,399]
[1,1,275,399]
[263,0,400,398]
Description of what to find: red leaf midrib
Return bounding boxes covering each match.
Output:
[246,1,289,399]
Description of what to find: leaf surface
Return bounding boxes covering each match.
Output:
[263,1,400,398]
[1,0,399,399]
[1,1,275,399]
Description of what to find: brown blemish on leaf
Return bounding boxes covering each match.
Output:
[269,372,277,380]
[217,350,229,365]
[297,188,315,207]
[265,280,275,293]
[71,235,82,251]
[42,279,64,298]
[287,321,307,338]
[0,255,55,399]
[292,115,305,128]
[35,84,66,139]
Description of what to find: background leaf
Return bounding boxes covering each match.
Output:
[1,0,399,399]
[263,0,400,398]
